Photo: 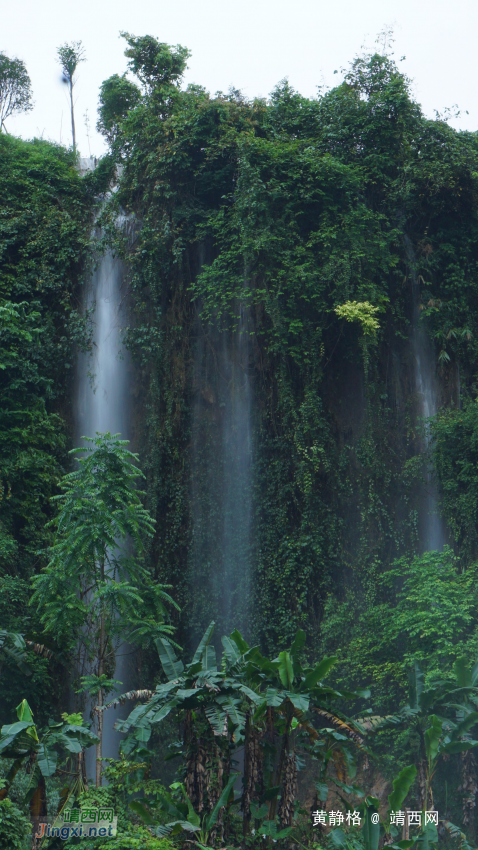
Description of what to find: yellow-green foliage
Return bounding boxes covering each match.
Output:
[334,300,381,336]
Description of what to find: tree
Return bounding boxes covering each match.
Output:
[0,699,98,819]
[97,73,141,145]
[0,628,52,680]
[57,41,85,151]
[120,32,189,95]
[31,433,177,787]
[110,624,366,840]
[0,53,33,132]
[0,799,31,850]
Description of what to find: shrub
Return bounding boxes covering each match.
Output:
[0,798,31,850]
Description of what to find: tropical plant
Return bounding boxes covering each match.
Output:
[0,53,33,132]
[0,699,97,818]
[57,40,85,150]
[398,663,478,810]
[97,74,141,145]
[153,775,239,845]
[31,433,177,786]
[0,798,31,850]
[107,624,367,841]
[0,630,31,679]
[435,656,478,831]
[120,33,190,95]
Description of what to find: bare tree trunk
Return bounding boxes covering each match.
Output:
[69,81,76,152]
[460,750,477,835]
[30,773,47,850]
[278,753,298,828]
[96,610,105,787]
[78,749,88,791]
[242,717,264,838]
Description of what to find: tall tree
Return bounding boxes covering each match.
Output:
[31,433,177,786]
[97,73,141,146]
[0,53,33,132]
[57,41,85,151]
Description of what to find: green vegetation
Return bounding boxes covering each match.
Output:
[57,41,86,151]
[0,132,92,724]
[0,52,33,132]
[3,31,478,849]
[0,798,31,849]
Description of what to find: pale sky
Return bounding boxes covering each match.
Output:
[3,0,477,156]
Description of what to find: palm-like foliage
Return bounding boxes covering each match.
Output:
[0,699,98,818]
[398,662,478,811]
[0,630,31,678]
[106,623,367,839]
[0,629,53,680]
[31,433,176,786]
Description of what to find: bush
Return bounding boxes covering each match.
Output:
[68,824,176,849]
[0,798,31,850]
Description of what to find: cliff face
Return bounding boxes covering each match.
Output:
[87,53,478,740]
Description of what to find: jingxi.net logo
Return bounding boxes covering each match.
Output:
[34,807,117,841]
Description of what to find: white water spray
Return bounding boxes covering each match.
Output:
[190,304,253,642]
[406,237,447,551]
[75,232,133,776]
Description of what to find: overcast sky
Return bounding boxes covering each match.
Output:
[3,0,477,156]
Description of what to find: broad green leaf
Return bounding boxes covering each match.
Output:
[205,705,227,737]
[204,773,238,831]
[16,700,34,725]
[192,621,215,665]
[229,629,250,654]
[259,820,292,840]
[202,643,217,672]
[450,711,478,740]
[265,688,284,707]
[454,656,472,689]
[222,696,245,729]
[133,724,151,743]
[239,684,262,705]
[424,715,442,765]
[304,656,337,689]
[287,692,309,712]
[441,740,478,755]
[37,743,57,777]
[154,637,184,680]
[363,799,380,850]
[387,764,417,815]
[278,651,294,688]
[222,636,241,666]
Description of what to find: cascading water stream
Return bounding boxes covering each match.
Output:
[75,227,133,777]
[220,306,252,636]
[406,237,447,551]
[190,305,253,642]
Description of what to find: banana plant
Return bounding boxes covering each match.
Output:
[0,699,98,817]
[127,773,239,847]
[0,630,31,678]
[0,629,53,679]
[230,627,368,828]
[399,662,478,810]
[440,655,478,829]
[109,623,368,839]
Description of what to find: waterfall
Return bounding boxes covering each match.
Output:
[189,306,253,643]
[220,306,253,635]
[406,237,447,552]
[75,229,133,775]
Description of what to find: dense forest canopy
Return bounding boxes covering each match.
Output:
[2,34,478,848]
